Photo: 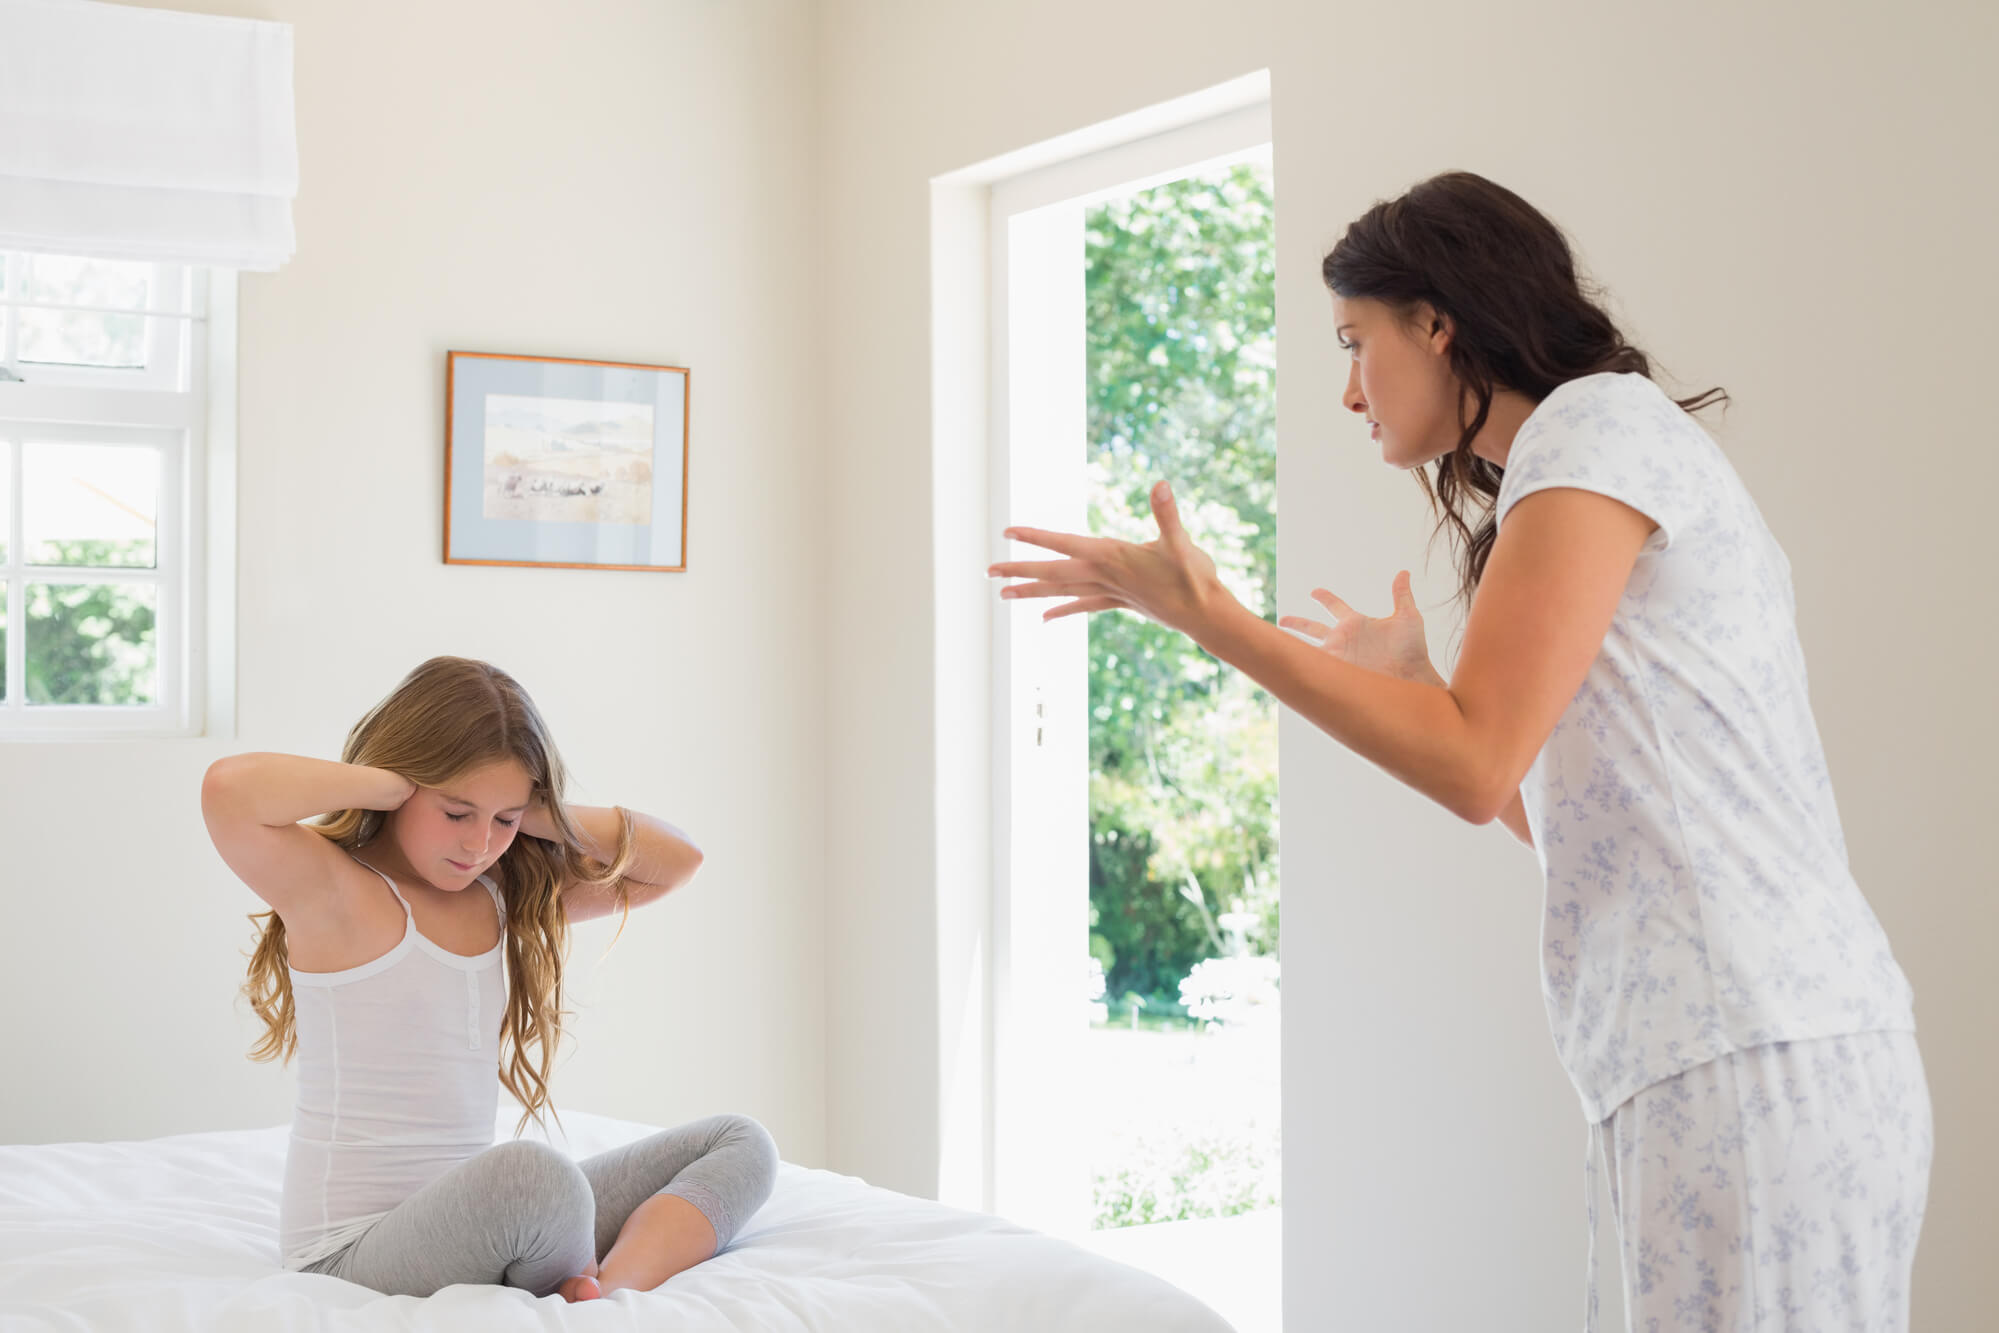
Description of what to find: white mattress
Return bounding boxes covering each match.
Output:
[0,1108,1234,1332]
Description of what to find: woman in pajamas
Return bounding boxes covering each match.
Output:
[989,171,1929,1330]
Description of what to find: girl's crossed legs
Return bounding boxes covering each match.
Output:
[302,1113,778,1299]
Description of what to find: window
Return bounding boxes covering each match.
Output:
[0,249,234,739]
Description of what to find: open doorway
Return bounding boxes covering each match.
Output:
[977,94,1280,1332]
[1072,159,1280,1333]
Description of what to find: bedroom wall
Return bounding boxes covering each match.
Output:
[3,1,1991,1324]
[817,0,1996,1327]
[0,0,830,1169]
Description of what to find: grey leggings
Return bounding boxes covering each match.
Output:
[301,1114,779,1298]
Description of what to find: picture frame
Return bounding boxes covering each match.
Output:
[443,351,690,572]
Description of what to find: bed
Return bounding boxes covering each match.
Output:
[0,1107,1235,1332]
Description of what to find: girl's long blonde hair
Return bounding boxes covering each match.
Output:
[240,656,636,1132]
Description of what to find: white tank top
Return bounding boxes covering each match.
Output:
[278,858,507,1270]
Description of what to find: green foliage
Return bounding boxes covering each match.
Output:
[1092,1119,1281,1229]
[1086,164,1279,1003]
[12,539,157,705]
[1099,990,1191,1031]
[1086,165,1277,599]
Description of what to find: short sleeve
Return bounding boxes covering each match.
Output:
[1494,373,1702,551]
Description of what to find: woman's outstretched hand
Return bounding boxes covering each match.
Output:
[988,481,1243,641]
[1278,569,1443,685]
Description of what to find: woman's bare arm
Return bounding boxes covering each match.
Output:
[1493,788,1534,849]
[996,484,1651,827]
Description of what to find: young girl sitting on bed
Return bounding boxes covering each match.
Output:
[203,655,777,1303]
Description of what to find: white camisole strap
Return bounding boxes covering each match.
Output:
[476,874,505,930]
[349,857,413,915]
[348,857,504,942]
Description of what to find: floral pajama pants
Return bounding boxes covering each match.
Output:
[1586,1029,1932,1332]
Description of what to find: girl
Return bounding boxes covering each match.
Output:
[990,172,1929,1331]
[204,655,777,1303]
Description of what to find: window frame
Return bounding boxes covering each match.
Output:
[1,255,189,393]
[0,255,236,740]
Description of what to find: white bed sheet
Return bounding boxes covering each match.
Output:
[0,1109,1234,1332]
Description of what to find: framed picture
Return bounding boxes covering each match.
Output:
[444,351,690,572]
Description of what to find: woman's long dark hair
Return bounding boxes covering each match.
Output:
[1322,171,1727,609]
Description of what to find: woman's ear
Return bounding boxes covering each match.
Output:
[1424,305,1454,353]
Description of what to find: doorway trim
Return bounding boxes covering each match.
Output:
[926,72,1272,1224]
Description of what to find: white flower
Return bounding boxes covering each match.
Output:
[1178,955,1280,1028]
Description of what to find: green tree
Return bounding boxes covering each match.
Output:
[13,538,157,705]
[1085,165,1279,1008]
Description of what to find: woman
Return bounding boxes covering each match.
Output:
[989,171,1928,1330]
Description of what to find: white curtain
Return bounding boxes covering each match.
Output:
[0,0,298,271]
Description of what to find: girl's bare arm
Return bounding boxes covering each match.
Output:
[203,753,412,828]
[521,802,705,923]
[201,753,413,914]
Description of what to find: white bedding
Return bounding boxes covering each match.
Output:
[0,1109,1233,1332]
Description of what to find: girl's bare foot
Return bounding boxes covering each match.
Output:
[557,1264,603,1303]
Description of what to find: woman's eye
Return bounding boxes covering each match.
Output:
[498,819,518,829]
[446,812,468,822]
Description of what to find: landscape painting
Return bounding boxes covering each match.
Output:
[481,393,655,525]
[445,350,689,572]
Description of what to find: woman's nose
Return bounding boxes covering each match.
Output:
[1341,360,1366,416]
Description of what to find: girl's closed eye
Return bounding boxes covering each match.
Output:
[446,811,518,827]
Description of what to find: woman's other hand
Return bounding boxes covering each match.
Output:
[1278,570,1443,686]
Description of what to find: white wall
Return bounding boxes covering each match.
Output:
[818,1,1996,1327]
[3,1,1992,1325]
[0,0,829,1170]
